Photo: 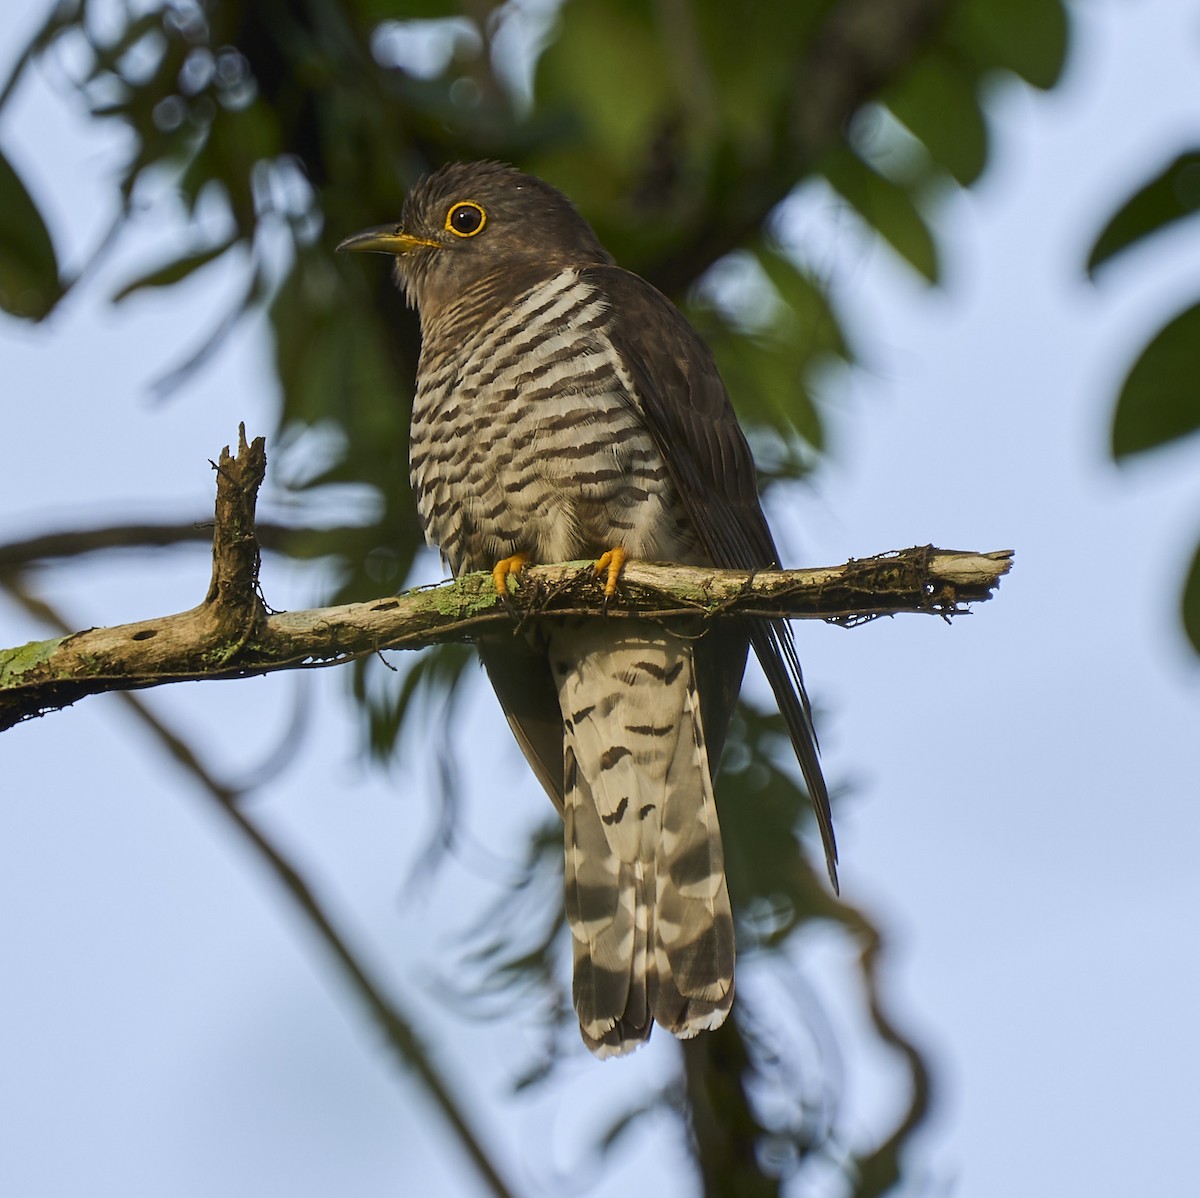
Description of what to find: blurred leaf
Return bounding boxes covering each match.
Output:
[88,11,165,76]
[112,238,239,302]
[270,248,425,607]
[596,1094,670,1153]
[152,260,267,397]
[275,249,418,440]
[451,820,569,1048]
[351,0,468,20]
[354,641,475,759]
[885,52,988,186]
[690,243,848,458]
[1183,541,1200,656]
[0,0,80,113]
[534,0,673,172]
[948,0,1068,90]
[1087,149,1200,277]
[1111,300,1200,460]
[822,149,939,281]
[754,243,849,362]
[705,324,820,453]
[0,149,62,320]
[692,0,825,155]
[180,108,283,231]
[718,703,831,944]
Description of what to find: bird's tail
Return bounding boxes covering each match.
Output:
[550,619,734,1057]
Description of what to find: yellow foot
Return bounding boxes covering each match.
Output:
[492,552,530,597]
[593,546,628,598]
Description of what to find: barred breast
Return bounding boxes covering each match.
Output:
[409,268,698,576]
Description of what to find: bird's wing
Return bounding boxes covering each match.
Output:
[477,634,566,813]
[588,265,839,890]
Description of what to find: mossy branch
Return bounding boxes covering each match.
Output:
[0,429,1012,732]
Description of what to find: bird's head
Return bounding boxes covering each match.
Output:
[337,161,613,324]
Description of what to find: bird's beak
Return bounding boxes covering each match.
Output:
[336,225,440,256]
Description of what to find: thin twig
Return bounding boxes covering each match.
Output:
[3,578,519,1198]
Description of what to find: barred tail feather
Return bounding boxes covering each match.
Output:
[563,742,651,1055]
[552,620,734,1057]
[653,664,734,1035]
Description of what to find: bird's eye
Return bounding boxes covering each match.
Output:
[446,201,486,238]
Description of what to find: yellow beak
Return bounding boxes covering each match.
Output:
[336,225,440,255]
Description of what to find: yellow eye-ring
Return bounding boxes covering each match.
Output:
[445,201,486,238]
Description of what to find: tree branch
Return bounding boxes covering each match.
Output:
[0,519,305,572]
[649,0,956,293]
[0,548,1012,730]
[0,429,1012,731]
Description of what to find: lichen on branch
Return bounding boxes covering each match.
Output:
[0,428,1013,731]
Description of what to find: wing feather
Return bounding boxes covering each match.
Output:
[589,265,839,890]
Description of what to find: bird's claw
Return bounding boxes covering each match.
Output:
[593,547,627,600]
[492,553,530,598]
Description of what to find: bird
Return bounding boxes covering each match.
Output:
[338,161,836,1057]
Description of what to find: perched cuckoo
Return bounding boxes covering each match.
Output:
[339,161,836,1057]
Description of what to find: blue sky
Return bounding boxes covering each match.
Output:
[3,2,1199,1195]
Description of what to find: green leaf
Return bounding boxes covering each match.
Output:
[1111,300,1200,459]
[754,244,850,363]
[534,0,673,171]
[692,0,825,155]
[273,253,405,438]
[685,243,854,462]
[718,703,830,940]
[111,238,239,302]
[821,149,939,281]
[705,324,822,454]
[1183,540,1200,656]
[885,53,988,187]
[1087,150,1200,277]
[0,149,62,320]
[947,0,1068,90]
